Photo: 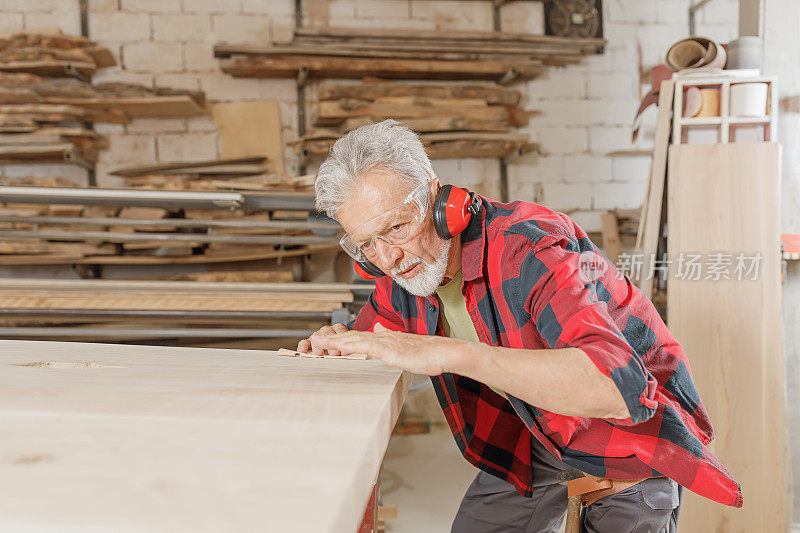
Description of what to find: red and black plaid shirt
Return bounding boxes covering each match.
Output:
[351,194,742,507]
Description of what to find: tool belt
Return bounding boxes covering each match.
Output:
[567,473,660,507]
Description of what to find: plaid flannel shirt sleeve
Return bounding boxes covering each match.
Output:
[512,229,659,424]
[348,278,406,332]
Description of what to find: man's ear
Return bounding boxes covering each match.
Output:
[429,176,440,197]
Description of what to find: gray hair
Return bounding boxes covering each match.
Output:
[314,119,435,220]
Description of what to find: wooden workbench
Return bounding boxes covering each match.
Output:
[0,340,410,532]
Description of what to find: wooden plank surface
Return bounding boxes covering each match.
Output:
[0,279,358,311]
[110,156,267,177]
[0,340,410,533]
[220,55,542,82]
[666,142,790,532]
[208,101,284,173]
[635,80,674,298]
[600,212,622,265]
[42,95,206,118]
[292,26,604,49]
[0,279,365,293]
[317,83,521,105]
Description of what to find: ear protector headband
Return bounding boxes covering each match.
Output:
[353,185,481,279]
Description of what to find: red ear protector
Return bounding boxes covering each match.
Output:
[353,184,481,279]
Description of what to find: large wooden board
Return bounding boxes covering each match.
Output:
[666,143,790,532]
[0,340,409,532]
[635,80,674,299]
[208,101,284,173]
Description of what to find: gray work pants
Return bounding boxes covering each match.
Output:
[451,442,682,533]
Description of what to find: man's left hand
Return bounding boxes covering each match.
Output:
[314,323,466,376]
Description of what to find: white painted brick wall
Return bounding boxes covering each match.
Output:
[0,12,22,32]
[211,13,270,43]
[606,0,657,24]
[563,155,612,183]
[123,41,184,72]
[570,210,607,234]
[499,1,544,34]
[612,155,651,183]
[588,73,637,100]
[120,0,180,14]
[152,13,211,42]
[88,12,150,41]
[358,0,410,19]
[592,181,648,210]
[410,0,493,31]
[157,132,218,161]
[532,127,588,155]
[24,3,80,34]
[242,0,294,17]
[542,183,593,211]
[1,0,65,13]
[102,134,158,165]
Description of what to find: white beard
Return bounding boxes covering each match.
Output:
[390,239,452,297]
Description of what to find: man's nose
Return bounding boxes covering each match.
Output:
[373,238,402,268]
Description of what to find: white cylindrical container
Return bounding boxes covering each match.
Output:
[730,82,768,117]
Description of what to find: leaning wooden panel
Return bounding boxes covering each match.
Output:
[208,101,284,173]
[666,143,790,532]
[0,340,410,533]
[635,80,674,298]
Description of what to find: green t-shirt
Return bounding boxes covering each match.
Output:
[435,270,506,398]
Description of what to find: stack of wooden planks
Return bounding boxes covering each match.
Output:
[0,176,339,266]
[0,279,354,313]
[0,280,363,346]
[0,30,115,77]
[0,72,206,165]
[292,81,538,159]
[110,156,314,192]
[215,27,605,82]
[0,73,204,115]
[0,72,206,118]
[0,28,206,167]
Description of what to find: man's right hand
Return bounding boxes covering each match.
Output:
[297,323,350,355]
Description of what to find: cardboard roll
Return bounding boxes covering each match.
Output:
[666,37,726,71]
[730,82,768,117]
[683,87,720,117]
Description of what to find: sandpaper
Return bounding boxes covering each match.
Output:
[276,348,368,360]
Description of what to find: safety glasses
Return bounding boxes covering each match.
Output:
[339,185,430,263]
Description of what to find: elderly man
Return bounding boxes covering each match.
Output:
[299,120,741,532]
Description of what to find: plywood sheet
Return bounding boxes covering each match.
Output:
[208,101,284,173]
[666,142,790,532]
[0,340,409,532]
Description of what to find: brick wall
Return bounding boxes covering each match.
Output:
[0,0,739,232]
